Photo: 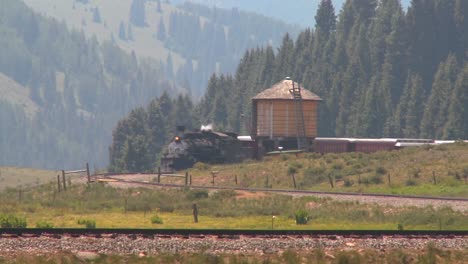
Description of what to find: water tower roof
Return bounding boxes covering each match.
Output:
[252,79,322,101]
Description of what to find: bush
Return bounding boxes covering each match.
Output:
[405,179,418,186]
[150,215,163,224]
[295,210,309,225]
[186,189,209,200]
[36,220,54,228]
[193,162,209,170]
[159,203,175,213]
[375,166,387,175]
[332,162,343,170]
[77,219,96,229]
[0,214,27,228]
[370,174,383,184]
[344,179,354,187]
[287,166,298,175]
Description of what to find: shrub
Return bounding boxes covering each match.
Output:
[186,189,209,200]
[289,161,303,169]
[370,174,383,184]
[211,190,236,200]
[412,169,421,178]
[0,214,27,228]
[193,162,209,170]
[36,220,54,228]
[287,166,298,176]
[405,179,418,186]
[150,215,163,224]
[332,162,343,170]
[77,219,96,229]
[375,166,387,175]
[344,179,354,187]
[295,210,309,225]
[159,203,175,213]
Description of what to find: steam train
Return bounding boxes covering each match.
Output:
[160,128,449,172]
[160,130,255,171]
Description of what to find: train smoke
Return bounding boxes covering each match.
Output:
[201,124,213,131]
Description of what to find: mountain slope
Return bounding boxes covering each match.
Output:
[0,0,172,169]
[172,0,412,27]
[22,0,299,97]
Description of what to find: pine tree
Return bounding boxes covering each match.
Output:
[402,74,424,138]
[157,18,166,41]
[118,21,127,40]
[420,54,459,138]
[129,0,146,27]
[315,0,336,37]
[443,64,468,139]
[157,0,162,13]
[127,23,134,40]
[92,7,102,23]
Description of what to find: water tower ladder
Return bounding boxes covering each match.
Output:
[289,82,309,151]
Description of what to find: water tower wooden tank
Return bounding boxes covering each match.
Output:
[251,78,322,153]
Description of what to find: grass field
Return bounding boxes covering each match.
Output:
[0,166,58,190]
[167,143,468,198]
[1,143,467,230]
[1,183,466,230]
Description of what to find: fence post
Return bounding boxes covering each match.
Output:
[185,172,188,186]
[192,203,198,223]
[432,171,437,185]
[62,170,67,191]
[235,175,238,185]
[327,175,334,188]
[57,174,61,192]
[157,167,161,184]
[291,174,297,189]
[189,174,192,185]
[18,186,22,202]
[86,163,91,183]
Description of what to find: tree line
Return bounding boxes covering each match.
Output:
[109,0,467,172]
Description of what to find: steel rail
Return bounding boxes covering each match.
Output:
[96,176,468,202]
[1,228,467,237]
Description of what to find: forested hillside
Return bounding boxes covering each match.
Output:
[171,0,412,27]
[198,0,468,139]
[0,0,172,169]
[1,0,297,169]
[110,0,468,172]
[22,0,298,97]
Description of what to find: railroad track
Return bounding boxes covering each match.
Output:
[1,228,467,239]
[95,175,468,202]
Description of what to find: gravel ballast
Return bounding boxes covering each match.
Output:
[0,235,466,256]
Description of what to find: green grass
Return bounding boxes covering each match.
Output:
[1,183,466,230]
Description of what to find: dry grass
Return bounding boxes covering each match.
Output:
[0,167,58,190]
[162,143,468,197]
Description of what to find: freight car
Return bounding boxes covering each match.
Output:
[314,138,434,154]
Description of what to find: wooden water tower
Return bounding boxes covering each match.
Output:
[251,78,322,154]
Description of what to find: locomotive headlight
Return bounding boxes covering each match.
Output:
[174,136,181,143]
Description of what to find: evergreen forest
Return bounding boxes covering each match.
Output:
[109,0,468,172]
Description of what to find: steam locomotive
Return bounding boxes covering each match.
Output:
[160,130,255,172]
